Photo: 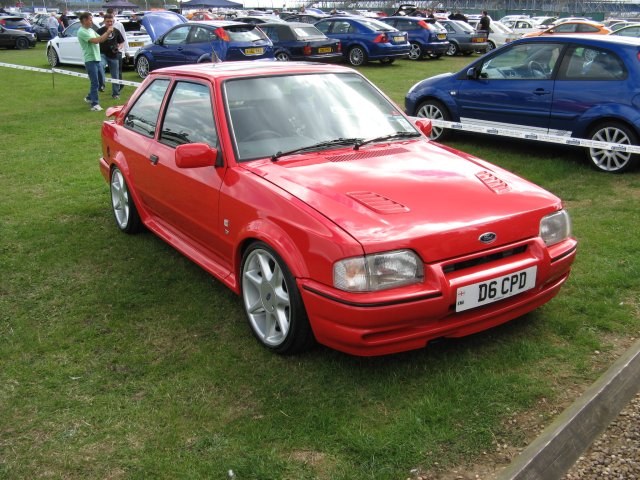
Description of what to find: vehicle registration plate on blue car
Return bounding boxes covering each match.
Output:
[455,266,537,312]
[245,48,264,55]
[394,36,405,43]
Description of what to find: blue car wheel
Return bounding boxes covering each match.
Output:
[136,56,151,79]
[408,42,423,60]
[416,99,450,141]
[348,46,367,66]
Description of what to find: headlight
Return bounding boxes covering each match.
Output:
[540,209,572,246]
[333,249,424,292]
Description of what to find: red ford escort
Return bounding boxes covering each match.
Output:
[100,62,577,356]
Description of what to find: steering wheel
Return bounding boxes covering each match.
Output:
[243,130,283,141]
[528,61,547,79]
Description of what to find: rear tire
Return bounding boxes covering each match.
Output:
[110,167,142,233]
[275,51,290,61]
[415,99,451,141]
[587,122,639,173]
[15,37,29,50]
[347,46,367,66]
[408,42,423,60]
[446,42,459,56]
[135,55,150,79]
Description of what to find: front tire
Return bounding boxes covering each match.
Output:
[347,46,367,66]
[587,122,639,173]
[446,42,459,56]
[15,37,29,49]
[240,242,315,354]
[47,47,60,66]
[415,99,451,141]
[135,55,150,79]
[110,167,142,233]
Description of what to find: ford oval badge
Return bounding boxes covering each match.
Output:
[479,232,497,244]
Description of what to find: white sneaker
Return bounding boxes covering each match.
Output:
[91,104,103,111]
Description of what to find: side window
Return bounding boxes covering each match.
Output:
[160,82,218,148]
[190,26,215,43]
[163,26,190,45]
[560,46,627,80]
[576,24,599,33]
[262,26,278,41]
[66,22,81,37]
[124,79,170,137]
[331,21,352,34]
[480,43,562,80]
[443,22,454,33]
[554,23,577,33]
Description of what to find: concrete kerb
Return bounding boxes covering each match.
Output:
[497,337,640,480]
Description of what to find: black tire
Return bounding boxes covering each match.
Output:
[15,37,29,50]
[446,42,458,56]
[275,51,290,61]
[408,41,423,60]
[415,99,452,141]
[380,57,395,65]
[347,45,367,66]
[240,241,315,354]
[135,55,150,79]
[586,122,639,173]
[110,167,142,233]
[47,47,59,67]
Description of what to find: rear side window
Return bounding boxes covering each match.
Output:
[560,46,627,80]
[226,25,268,42]
[124,79,170,137]
[395,19,421,31]
[160,82,218,148]
[190,26,216,43]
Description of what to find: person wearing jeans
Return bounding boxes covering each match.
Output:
[77,12,113,111]
[98,14,124,99]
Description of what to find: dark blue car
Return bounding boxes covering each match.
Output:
[134,20,274,78]
[406,35,640,173]
[314,16,409,66]
[380,16,449,60]
[259,22,341,61]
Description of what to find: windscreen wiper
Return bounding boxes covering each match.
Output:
[271,138,363,161]
[353,131,422,150]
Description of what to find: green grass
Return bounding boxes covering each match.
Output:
[1,44,639,479]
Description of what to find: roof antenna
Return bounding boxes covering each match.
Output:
[212,47,222,64]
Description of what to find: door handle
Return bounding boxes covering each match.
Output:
[533,88,551,96]
[149,154,159,165]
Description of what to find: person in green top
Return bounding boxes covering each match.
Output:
[77,12,114,111]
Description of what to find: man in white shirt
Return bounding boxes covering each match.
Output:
[46,13,60,39]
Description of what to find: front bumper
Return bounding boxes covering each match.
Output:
[299,236,577,356]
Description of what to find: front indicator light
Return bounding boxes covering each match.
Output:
[334,250,424,292]
[540,209,572,246]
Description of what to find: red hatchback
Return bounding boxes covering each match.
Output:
[100,62,577,356]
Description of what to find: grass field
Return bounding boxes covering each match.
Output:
[1,43,639,479]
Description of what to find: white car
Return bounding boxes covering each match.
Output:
[501,18,545,35]
[46,19,151,67]
[468,19,520,50]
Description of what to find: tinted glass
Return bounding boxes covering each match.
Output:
[561,46,626,80]
[163,25,190,45]
[160,82,218,148]
[124,79,170,137]
[190,26,216,43]
[225,25,268,41]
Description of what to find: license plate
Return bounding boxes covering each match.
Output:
[394,36,404,42]
[129,41,144,47]
[244,47,264,55]
[437,33,446,40]
[318,47,332,53]
[472,37,484,43]
[455,266,537,312]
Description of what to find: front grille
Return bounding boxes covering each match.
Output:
[442,245,527,274]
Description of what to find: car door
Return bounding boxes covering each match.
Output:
[153,25,191,68]
[57,22,86,64]
[550,44,629,136]
[455,42,564,130]
[184,25,216,62]
[142,80,228,266]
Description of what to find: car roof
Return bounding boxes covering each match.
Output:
[515,33,640,46]
[152,61,354,81]
[192,20,250,27]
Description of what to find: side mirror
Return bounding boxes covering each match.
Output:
[175,143,218,168]
[413,118,432,137]
[466,67,478,79]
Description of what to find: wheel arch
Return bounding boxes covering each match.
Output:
[107,154,150,226]
[579,113,640,142]
[412,92,459,120]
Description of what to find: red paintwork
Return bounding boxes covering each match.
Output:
[100,62,577,356]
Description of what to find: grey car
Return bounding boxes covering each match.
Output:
[438,19,488,55]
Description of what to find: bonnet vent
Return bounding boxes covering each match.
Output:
[326,147,408,162]
[347,191,410,214]
[476,170,511,194]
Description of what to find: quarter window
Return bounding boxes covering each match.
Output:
[560,46,626,80]
[124,79,170,137]
[160,82,218,148]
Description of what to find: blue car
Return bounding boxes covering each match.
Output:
[314,16,410,66]
[259,22,342,61]
[406,35,640,173]
[380,16,449,60]
[0,15,34,34]
[134,20,274,78]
